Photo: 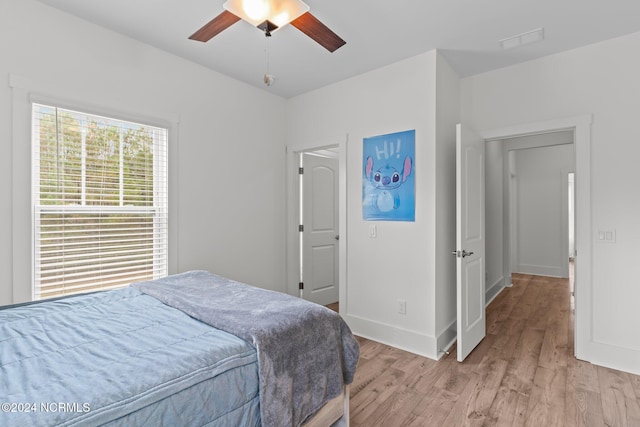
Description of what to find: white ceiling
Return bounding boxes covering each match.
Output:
[35,0,640,98]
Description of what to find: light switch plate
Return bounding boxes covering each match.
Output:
[398,300,406,315]
[597,229,616,243]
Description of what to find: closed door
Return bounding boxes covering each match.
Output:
[301,153,339,305]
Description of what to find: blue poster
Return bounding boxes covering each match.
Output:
[362,130,415,221]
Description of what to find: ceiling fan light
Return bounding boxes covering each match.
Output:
[242,0,270,21]
[224,0,309,29]
[272,11,290,28]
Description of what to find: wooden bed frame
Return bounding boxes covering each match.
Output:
[304,385,350,427]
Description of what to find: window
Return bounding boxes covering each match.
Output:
[32,103,168,299]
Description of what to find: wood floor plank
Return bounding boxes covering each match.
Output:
[597,366,640,426]
[457,333,498,375]
[350,354,399,397]
[487,386,529,427]
[359,385,425,427]
[572,390,606,427]
[434,364,475,396]
[631,373,640,401]
[524,365,567,427]
[390,350,438,375]
[403,387,459,426]
[538,298,570,369]
[509,280,542,322]
[563,359,579,427]
[350,366,407,425]
[462,358,510,424]
[408,351,456,393]
[486,287,515,334]
[344,272,640,426]
[524,283,554,331]
[356,336,388,360]
[572,359,601,393]
[495,278,529,323]
[439,373,485,427]
[500,328,545,395]
[490,329,523,361]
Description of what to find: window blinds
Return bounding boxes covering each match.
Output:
[32,103,168,300]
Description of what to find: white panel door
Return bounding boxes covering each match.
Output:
[455,124,486,362]
[302,153,339,305]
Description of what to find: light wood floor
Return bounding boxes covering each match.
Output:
[345,273,640,426]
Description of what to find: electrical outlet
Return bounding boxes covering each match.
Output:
[398,300,406,315]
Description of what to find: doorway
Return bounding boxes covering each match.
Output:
[286,135,348,312]
[479,114,592,361]
[298,149,339,306]
[503,131,574,281]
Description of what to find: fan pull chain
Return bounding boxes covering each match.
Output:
[263,31,275,86]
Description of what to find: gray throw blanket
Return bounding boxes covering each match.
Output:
[132,271,359,427]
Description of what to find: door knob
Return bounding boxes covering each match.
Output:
[335,235,340,240]
[452,250,474,258]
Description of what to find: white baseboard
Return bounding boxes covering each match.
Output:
[341,276,513,364]
[343,314,438,360]
[578,340,640,376]
[436,320,457,360]
[485,276,505,305]
[516,264,566,277]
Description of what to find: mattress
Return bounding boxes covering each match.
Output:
[0,287,260,427]
[132,270,360,427]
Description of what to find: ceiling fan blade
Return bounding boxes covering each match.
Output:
[189,10,241,42]
[290,12,346,52]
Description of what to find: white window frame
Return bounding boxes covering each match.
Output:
[10,74,179,303]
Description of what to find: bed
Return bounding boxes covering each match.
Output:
[0,270,359,427]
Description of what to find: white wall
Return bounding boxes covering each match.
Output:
[434,56,460,353]
[1,0,287,305]
[511,143,573,277]
[287,51,458,358]
[462,31,640,374]
[485,140,504,299]
[568,172,575,257]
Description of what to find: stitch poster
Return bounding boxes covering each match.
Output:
[362,130,415,221]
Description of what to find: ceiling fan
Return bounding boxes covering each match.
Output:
[189,0,346,52]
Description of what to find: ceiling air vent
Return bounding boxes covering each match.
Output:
[499,28,544,50]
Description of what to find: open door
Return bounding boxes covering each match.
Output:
[455,124,486,361]
[301,153,339,306]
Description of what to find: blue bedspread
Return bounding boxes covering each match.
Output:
[133,271,360,427]
[0,287,260,427]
